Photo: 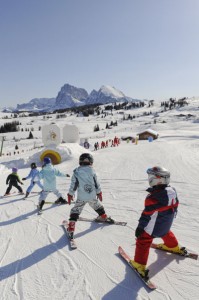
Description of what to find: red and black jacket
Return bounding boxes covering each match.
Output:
[138,185,179,237]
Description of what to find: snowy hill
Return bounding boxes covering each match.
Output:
[0,97,199,299]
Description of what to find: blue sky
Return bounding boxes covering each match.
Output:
[1,0,199,106]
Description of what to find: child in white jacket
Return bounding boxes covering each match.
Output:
[67,153,113,239]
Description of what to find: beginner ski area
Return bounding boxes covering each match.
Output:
[0,99,199,300]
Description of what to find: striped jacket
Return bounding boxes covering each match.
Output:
[138,185,179,237]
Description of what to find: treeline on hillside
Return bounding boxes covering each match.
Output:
[0,121,20,133]
[54,103,102,117]
[161,97,188,110]
[11,101,146,118]
[4,96,188,119]
[104,101,145,111]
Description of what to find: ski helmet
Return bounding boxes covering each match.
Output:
[12,167,18,173]
[31,162,37,169]
[147,166,170,187]
[79,153,93,165]
[43,157,51,165]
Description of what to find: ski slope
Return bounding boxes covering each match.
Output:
[0,99,199,300]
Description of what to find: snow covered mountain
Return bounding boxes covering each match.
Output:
[54,84,88,109]
[86,85,140,105]
[15,98,56,112]
[2,84,142,112]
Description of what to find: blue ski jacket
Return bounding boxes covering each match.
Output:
[138,185,179,237]
[68,165,101,202]
[38,164,66,191]
[25,169,40,183]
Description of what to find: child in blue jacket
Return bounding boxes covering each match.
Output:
[22,162,43,198]
[37,157,70,212]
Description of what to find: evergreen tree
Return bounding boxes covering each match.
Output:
[28,131,34,139]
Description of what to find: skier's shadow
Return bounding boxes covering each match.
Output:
[0,235,67,281]
[0,209,38,226]
[102,253,153,300]
[75,221,105,238]
[148,249,187,277]
[0,198,23,206]
[0,205,55,227]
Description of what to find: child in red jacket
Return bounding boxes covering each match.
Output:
[130,166,187,279]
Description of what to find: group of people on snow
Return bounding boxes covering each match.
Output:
[94,136,120,151]
[4,153,185,280]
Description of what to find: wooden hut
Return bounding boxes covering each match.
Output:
[137,129,158,140]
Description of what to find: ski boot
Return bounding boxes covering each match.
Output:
[95,214,114,223]
[156,244,188,255]
[129,260,149,280]
[24,192,29,198]
[67,229,74,240]
[105,216,115,224]
[95,214,108,222]
[37,200,45,214]
[67,221,76,240]
[54,197,68,205]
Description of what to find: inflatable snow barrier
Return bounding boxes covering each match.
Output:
[40,150,61,165]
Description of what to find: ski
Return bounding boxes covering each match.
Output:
[78,216,127,226]
[118,246,156,290]
[30,191,42,194]
[23,194,39,200]
[150,243,198,260]
[1,192,23,198]
[62,220,77,249]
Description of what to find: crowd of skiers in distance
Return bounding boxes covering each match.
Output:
[94,136,120,150]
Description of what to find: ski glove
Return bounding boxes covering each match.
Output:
[135,227,144,238]
[66,174,70,177]
[22,178,26,181]
[67,193,74,205]
[97,192,103,202]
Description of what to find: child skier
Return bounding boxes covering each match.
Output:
[37,157,70,213]
[130,166,187,279]
[66,153,113,239]
[22,162,43,198]
[4,167,24,195]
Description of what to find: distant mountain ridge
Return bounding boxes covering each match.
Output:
[2,84,142,112]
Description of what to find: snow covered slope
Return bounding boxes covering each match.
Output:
[0,98,199,300]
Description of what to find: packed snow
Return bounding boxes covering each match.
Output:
[0,98,199,300]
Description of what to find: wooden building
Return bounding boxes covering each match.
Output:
[137,129,158,140]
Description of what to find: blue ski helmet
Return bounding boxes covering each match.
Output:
[43,157,51,165]
[12,167,18,173]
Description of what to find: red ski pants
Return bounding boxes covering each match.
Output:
[134,230,178,265]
